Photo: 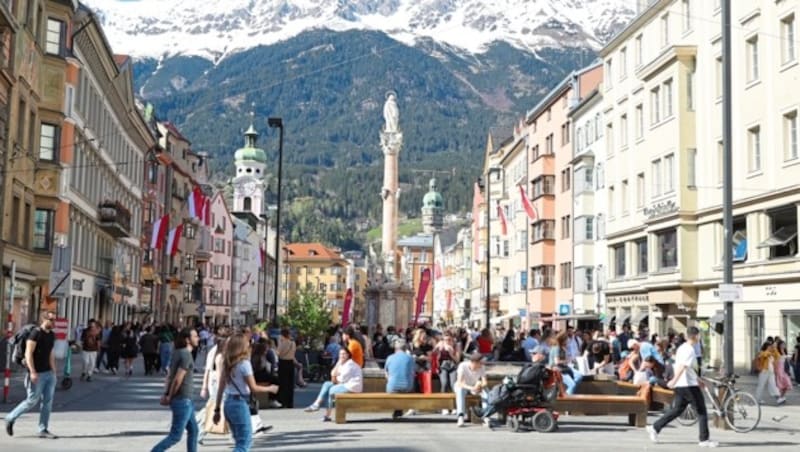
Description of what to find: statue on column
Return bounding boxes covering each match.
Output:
[383,91,400,133]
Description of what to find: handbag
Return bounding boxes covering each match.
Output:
[203,398,230,435]
[229,377,259,416]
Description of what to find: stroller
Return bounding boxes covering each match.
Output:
[481,365,561,433]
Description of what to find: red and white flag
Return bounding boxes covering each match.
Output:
[519,184,538,221]
[472,182,484,263]
[497,201,508,236]
[150,214,169,250]
[433,234,444,279]
[203,198,212,227]
[188,186,204,219]
[166,224,184,256]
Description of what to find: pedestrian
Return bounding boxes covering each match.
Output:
[755,341,785,405]
[122,326,139,377]
[453,352,488,427]
[140,327,160,376]
[647,326,718,448]
[151,328,200,452]
[4,311,59,439]
[276,328,296,408]
[303,348,363,422]
[159,325,175,376]
[213,333,279,452]
[80,320,100,382]
[96,320,112,373]
[107,325,123,375]
[199,327,229,445]
[775,340,793,400]
[384,339,415,419]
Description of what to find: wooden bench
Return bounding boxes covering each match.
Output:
[615,381,675,408]
[333,392,479,424]
[552,385,651,427]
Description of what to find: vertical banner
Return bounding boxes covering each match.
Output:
[341,288,353,327]
[414,268,432,326]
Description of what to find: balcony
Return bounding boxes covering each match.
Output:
[98,201,132,238]
[195,229,212,262]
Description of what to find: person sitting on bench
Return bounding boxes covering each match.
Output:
[304,348,363,422]
[385,339,415,419]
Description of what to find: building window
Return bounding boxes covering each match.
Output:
[243,197,252,211]
[575,166,593,193]
[784,111,798,161]
[635,34,643,66]
[517,230,526,251]
[635,104,644,139]
[517,270,527,291]
[532,175,555,198]
[606,123,614,152]
[561,215,571,239]
[652,159,662,197]
[184,254,195,270]
[546,133,554,154]
[657,229,678,269]
[664,153,675,192]
[45,18,64,55]
[687,149,697,187]
[782,15,796,64]
[681,0,692,31]
[715,55,723,99]
[184,223,196,239]
[613,244,626,278]
[608,185,615,217]
[731,216,748,263]
[605,58,613,88]
[213,264,224,279]
[621,180,629,215]
[759,206,798,259]
[214,238,225,252]
[561,122,570,145]
[531,265,555,289]
[39,123,58,161]
[531,220,555,242]
[663,78,673,118]
[748,126,761,172]
[636,238,648,275]
[620,47,627,79]
[746,35,759,82]
[687,58,696,111]
[561,168,571,192]
[502,276,510,294]
[576,216,594,241]
[636,173,645,207]
[660,13,669,47]
[503,240,510,257]
[620,114,628,147]
[575,267,594,293]
[33,209,54,251]
[560,262,572,289]
[650,86,661,124]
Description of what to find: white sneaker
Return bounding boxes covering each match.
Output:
[441,409,449,415]
[483,417,491,428]
[405,409,416,416]
[699,440,719,448]
[646,425,659,443]
[269,400,283,409]
[457,415,465,427]
[304,404,320,412]
[776,397,786,405]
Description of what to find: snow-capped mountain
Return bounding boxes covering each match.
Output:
[84,0,636,61]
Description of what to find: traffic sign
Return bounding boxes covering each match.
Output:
[54,318,69,341]
[717,283,743,302]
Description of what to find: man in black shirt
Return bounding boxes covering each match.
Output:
[5,311,58,439]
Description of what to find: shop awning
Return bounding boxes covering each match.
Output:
[708,311,725,325]
[757,227,797,248]
[618,313,632,325]
[632,312,649,325]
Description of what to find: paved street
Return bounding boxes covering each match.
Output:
[1,353,799,451]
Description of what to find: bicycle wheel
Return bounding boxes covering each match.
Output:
[723,390,761,433]
[676,402,698,427]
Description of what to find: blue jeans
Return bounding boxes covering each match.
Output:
[5,370,56,432]
[562,367,583,395]
[224,397,252,452]
[454,387,487,417]
[315,381,350,408]
[160,342,173,372]
[151,397,198,452]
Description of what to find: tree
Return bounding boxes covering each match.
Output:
[279,288,332,345]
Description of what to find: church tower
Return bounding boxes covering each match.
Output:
[232,121,267,217]
[422,178,444,234]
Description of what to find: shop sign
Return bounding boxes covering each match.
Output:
[643,200,678,219]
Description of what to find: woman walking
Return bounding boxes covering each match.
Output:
[122,327,139,377]
[775,340,792,401]
[304,348,363,422]
[151,328,200,452]
[276,329,296,408]
[755,341,784,405]
[213,334,279,452]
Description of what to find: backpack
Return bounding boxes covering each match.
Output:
[12,324,38,366]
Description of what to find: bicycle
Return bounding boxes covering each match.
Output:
[675,373,761,433]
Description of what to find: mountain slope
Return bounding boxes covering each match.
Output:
[85,0,634,61]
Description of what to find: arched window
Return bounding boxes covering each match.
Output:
[244,197,252,211]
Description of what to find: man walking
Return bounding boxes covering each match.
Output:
[5,311,59,439]
[81,320,100,382]
[647,326,718,448]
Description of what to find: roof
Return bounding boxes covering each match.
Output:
[398,235,433,249]
[285,243,344,261]
[161,122,190,144]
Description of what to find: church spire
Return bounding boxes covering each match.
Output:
[244,109,258,147]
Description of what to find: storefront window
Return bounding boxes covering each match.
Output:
[783,312,800,344]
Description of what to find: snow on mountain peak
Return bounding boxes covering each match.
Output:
[83,0,636,61]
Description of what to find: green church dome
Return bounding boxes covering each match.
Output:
[423,179,443,208]
[234,124,267,163]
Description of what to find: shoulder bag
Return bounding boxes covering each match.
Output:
[229,374,259,416]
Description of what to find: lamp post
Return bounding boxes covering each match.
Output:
[268,117,283,327]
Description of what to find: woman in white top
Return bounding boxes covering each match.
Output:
[213,334,278,452]
[453,352,488,427]
[304,348,363,422]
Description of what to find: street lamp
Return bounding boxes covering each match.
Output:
[268,117,284,327]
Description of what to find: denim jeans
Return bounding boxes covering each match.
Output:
[160,342,173,372]
[563,367,583,395]
[224,397,252,452]
[5,370,56,432]
[453,387,487,417]
[151,397,198,452]
[315,381,350,408]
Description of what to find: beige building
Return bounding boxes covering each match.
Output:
[599,0,699,337]
[284,243,351,324]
